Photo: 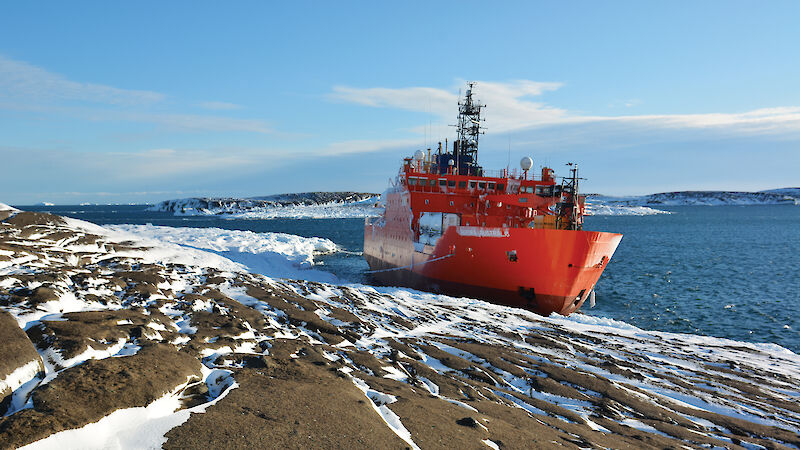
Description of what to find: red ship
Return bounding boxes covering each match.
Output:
[364,83,622,316]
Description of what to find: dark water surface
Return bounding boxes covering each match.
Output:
[18,204,800,352]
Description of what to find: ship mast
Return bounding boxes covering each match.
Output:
[557,163,584,231]
[454,82,485,175]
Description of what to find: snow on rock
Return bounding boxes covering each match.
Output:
[1,207,799,449]
[590,188,799,208]
[586,204,671,216]
[0,310,44,411]
[149,192,382,219]
[105,224,340,282]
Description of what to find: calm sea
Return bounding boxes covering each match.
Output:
[17,204,800,353]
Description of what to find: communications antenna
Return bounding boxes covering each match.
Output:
[454,82,486,174]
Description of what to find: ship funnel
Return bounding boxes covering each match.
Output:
[520,156,533,171]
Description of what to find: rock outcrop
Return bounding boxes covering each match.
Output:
[1,208,799,449]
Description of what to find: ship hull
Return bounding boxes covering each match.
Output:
[364,224,622,316]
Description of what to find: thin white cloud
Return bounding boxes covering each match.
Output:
[0,146,291,185]
[330,86,457,117]
[330,80,800,140]
[0,54,164,105]
[197,101,242,110]
[323,138,424,156]
[331,80,566,133]
[0,55,271,134]
[111,112,272,134]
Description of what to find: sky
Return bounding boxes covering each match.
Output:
[1,1,799,205]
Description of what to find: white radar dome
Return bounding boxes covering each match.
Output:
[413,150,425,161]
[520,156,534,171]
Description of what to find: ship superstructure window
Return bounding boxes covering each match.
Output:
[497,183,505,191]
[524,186,535,194]
[478,182,486,189]
[408,177,418,186]
[458,181,467,189]
[448,180,455,187]
[536,185,553,196]
[488,182,496,190]
[429,179,436,186]
[439,179,447,186]
[469,181,477,189]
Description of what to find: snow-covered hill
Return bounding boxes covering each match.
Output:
[588,187,799,213]
[762,187,800,198]
[149,192,381,219]
[2,208,799,448]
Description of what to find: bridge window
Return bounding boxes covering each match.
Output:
[488,182,496,190]
[439,179,447,186]
[478,182,486,189]
[448,180,455,187]
[428,179,436,186]
[458,181,467,189]
[469,181,477,189]
[497,183,505,191]
[408,177,418,186]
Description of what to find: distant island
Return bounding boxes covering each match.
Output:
[589,187,799,207]
[149,192,380,219]
[148,188,798,219]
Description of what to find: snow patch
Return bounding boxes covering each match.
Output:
[0,359,41,398]
[105,224,339,282]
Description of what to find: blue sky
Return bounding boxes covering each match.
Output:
[1,1,799,204]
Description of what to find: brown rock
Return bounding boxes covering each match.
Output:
[163,341,407,450]
[0,310,44,413]
[0,344,202,448]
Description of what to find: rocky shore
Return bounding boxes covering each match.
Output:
[1,203,799,449]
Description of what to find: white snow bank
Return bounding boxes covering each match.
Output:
[351,376,420,450]
[20,375,237,450]
[105,224,340,283]
[586,204,670,216]
[0,203,19,212]
[227,199,382,220]
[0,360,41,398]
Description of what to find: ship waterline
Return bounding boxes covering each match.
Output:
[365,225,622,315]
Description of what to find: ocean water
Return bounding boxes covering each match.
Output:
[17,204,800,353]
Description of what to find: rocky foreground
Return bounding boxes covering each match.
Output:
[1,205,800,449]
